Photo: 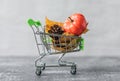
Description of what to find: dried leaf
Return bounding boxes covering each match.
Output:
[45,17,64,33]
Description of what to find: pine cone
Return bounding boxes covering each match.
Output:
[48,24,64,40]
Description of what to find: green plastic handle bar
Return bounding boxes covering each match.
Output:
[80,45,84,50]
[79,37,84,50]
[27,19,42,27]
[81,38,84,45]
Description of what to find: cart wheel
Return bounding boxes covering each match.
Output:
[70,64,77,75]
[41,63,46,70]
[35,68,42,76]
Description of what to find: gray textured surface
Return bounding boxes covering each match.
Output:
[0,56,120,81]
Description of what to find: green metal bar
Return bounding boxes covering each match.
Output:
[27,18,42,27]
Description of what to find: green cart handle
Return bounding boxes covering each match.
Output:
[27,18,42,27]
[78,37,84,50]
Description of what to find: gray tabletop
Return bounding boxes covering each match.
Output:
[0,56,120,81]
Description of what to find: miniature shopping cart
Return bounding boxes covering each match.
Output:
[27,19,84,76]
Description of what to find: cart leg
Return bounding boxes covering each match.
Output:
[35,54,46,67]
[58,53,66,66]
[58,53,77,75]
[35,54,46,76]
[58,53,75,66]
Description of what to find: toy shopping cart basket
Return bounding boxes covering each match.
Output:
[27,19,84,76]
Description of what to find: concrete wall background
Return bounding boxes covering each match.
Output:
[0,0,120,56]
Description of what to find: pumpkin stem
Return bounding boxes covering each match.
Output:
[68,17,74,22]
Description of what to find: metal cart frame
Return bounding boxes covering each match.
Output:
[27,19,84,76]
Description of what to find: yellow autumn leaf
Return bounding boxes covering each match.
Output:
[45,17,64,33]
